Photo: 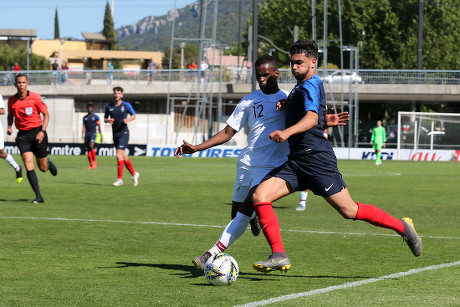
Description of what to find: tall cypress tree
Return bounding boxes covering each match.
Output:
[102,1,116,43]
[54,8,60,39]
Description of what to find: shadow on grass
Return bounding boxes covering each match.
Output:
[106,262,369,282]
[101,262,202,278]
[0,198,30,202]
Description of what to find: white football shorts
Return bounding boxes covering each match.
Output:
[232,161,274,203]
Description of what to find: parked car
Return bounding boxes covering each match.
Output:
[323,70,363,84]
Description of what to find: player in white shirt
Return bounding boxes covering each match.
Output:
[175,55,348,270]
[0,94,23,183]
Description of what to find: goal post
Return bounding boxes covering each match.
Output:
[397,111,460,159]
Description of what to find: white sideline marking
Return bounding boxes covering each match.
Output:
[233,260,460,307]
[0,216,459,240]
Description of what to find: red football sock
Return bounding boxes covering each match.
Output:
[117,160,124,179]
[355,202,405,234]
[92,149,97,162]
[124,159,135,176]
[254,202,285,253]
[87,151,93,165]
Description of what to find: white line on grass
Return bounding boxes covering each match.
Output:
[233,260,460,307]
[1,216,459,240]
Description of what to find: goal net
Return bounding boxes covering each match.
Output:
[397,111,460,155]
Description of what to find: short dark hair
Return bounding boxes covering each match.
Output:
[113,86,124,93]
[290,40,319,59]
[255,55,278,70]
[87,103,94,108]
[14,73,28,83]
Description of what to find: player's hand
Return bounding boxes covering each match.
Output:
[106,118,114,125]
[36,131,44,144]
[269,130,289,143]
[383,143,386,148]
[276,99,287,110]
[123,118,129,124]
[370,141,373,145]
[174,140,197,158]
[325,108,349,127]
[7,126,12,135]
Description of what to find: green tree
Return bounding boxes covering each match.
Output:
[102,1,116,45]
[54,8,60,40]
[162,44,199,69]
[0,45,50,71]
[257,0,460,69]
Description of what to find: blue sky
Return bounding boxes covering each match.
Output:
[0,0,196,40]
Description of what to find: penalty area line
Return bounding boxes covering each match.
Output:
[0,216,459,240]
[233,260,460,307]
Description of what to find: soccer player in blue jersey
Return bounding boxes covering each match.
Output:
[104,87,139,186]
[82,103,102,169]
[243,40,422,273]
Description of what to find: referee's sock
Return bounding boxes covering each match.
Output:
[26,170,41,198]
[254,202,285,253]
[355,202,405,234]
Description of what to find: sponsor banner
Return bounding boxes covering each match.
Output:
[3,142,147,157]
[334,148,460,162]
[147,145,242,158]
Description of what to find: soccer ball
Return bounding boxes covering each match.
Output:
[204,253,239,286]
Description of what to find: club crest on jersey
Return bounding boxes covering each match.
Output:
[25,107,33,116]
[121,106,125,112]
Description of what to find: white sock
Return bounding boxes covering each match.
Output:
[299,191,308,206]
[207,212,251,256]
[5,154,20,171]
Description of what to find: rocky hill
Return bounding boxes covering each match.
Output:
[116,0,253,51]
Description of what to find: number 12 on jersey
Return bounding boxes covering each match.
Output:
[253,104,264,119]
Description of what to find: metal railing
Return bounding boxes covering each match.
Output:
[1,69,459,86]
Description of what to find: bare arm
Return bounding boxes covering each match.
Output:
[175,125,237,157]
[269,111,318,143]
[82,125,86,139]
[0,108,4,115]
[123,114,136,124]
[36,110,50,143]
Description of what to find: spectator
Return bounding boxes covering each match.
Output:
[51,60,60,85]
[60,61,69,84]
[107,61,114,85]
[148,59,156,84]
[200,60,208,84]
[13,62,20,73]
[188,62,197,81]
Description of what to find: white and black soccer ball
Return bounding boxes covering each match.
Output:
[204,253,239,286]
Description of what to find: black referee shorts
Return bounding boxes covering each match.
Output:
[16,126,48,158]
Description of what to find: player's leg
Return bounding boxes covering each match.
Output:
[89,137,97,169]
[0,149,23,183]
[373,143,382,165]
[35,131,57,176]
[85,137,94,168]
[296,190,309,211]
[324,188,422,256]
[192,187,259,271]
[120,131,139,186]
[251,176,293,272]
[114,148,125,186]
[22,152,43,203]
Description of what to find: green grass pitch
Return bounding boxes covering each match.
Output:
[0,156,459,306]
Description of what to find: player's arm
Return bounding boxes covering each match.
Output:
[82,124,86,140]
[36,110,49,143]
[123,103,136,124]
[104,105,113,124]
[175,125,237,157]
[370,128,375,144]
[0,108,4,115]
[124,114,136,124]
[270,111,318,143]
[97,121,103,143]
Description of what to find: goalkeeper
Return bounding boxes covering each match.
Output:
[370,120,386,165]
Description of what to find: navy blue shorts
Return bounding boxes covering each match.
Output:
[85,133,97,145]
[266,152,346,197]
[113,130,129,150]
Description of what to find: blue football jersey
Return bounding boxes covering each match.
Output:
[104,101,136,133]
